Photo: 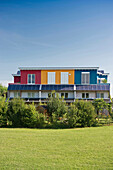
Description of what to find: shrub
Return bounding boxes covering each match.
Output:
[74,100,96,127]
[66,104,78,128]
[47,92,67,122]
[0,96,8,127]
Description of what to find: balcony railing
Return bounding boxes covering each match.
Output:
[76,84,110,91]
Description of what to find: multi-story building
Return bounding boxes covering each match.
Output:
[7,67,110,103]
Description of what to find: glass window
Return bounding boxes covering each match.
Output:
[101,93,104,98]
[96,93,100,98]
[28,74,35,84]
[28,92,31,98]
[61,93,64,98]
[65,93,68,98]
[32,74,35,84]
[32,92,35,98]
[86,93,89,98]
[14,92,20,98]
[82,93,85,98]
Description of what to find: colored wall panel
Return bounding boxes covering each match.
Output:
[41,70,74,84]
[21,70,41,84]
[14,76,21,83]
[75,70,97,84]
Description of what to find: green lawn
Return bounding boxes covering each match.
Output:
[0,127,113,169]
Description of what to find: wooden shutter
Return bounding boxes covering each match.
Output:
[61,72,68,84]
[48,72,55,84]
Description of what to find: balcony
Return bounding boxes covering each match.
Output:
[76,84,110,91]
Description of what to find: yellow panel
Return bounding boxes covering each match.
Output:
[41,70,74,84]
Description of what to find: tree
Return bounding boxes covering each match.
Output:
[102,79,107,83]
[0,96,8,127]
[93,99,107,118]
[74,100,96,127]
[0,84,7,97]
[66,104,78,128]
[47,92,67,122]
[7,98,26,127]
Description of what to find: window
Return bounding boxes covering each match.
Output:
[86,93,89,99]
[82,93,85,98]
[82,93,89,99]
[61,72,68,84]
[48,72,55,84]
[96,93,104,98]
[28,74,35,84]
[65,93,68,98]
[81,72,90,84]
[61,93,64,98]
[14,92,20,98]
[101,93,104,98]
[28,92,35,98]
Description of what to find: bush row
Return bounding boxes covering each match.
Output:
[0,95,112,128]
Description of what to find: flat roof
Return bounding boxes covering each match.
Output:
[19,67,99,70]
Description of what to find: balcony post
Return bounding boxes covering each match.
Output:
[74,85,76,102]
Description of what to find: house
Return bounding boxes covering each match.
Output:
[7,67,110,103]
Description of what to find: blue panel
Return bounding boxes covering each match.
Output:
[41,85,74,91]
[8,84,74,91]
[8,84,40,91]
[76,84,110,91]
[75,70,97,84]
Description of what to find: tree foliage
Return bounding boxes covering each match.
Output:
[0,84,7,97]
[93,99,107,117]
[0,97,8,127]
[47,92,67,122]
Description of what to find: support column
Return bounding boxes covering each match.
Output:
[39,85,42,103]
[74,85,76,102]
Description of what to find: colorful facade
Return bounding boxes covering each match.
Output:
[8,67,110,103]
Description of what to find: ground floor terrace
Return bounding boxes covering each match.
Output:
[8,84,110,103]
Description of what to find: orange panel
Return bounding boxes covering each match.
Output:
[41,70,74,84]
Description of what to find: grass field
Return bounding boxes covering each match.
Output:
[0,126,113,169]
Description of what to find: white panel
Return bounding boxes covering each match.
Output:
[61,72,68,84]
[104,92,109,98]
[22,92,39,98]
[76,92,82,98]
[21,92,28,98]
[48,72,55,84]
[41,92,48,98]
[10,92,14,98]
[68,92,74,98]
[89,92,96,99]
[35,92,39,98]
[81,72,90,84]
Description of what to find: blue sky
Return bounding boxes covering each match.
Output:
[0,0,113,95]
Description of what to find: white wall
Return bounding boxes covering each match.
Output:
[76,91,109,99]
[76,92,96,99]
[41,92,48,98]
[10,91,14,98]
[21,92,39,98]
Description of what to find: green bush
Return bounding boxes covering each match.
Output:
[7,98,45,128]
[74,100,96,127]
[0,97,8,127]
[47,92,67,122]
[66,104,78,128]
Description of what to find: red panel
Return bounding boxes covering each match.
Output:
[14,76,21,83]
[20,70,41,84]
